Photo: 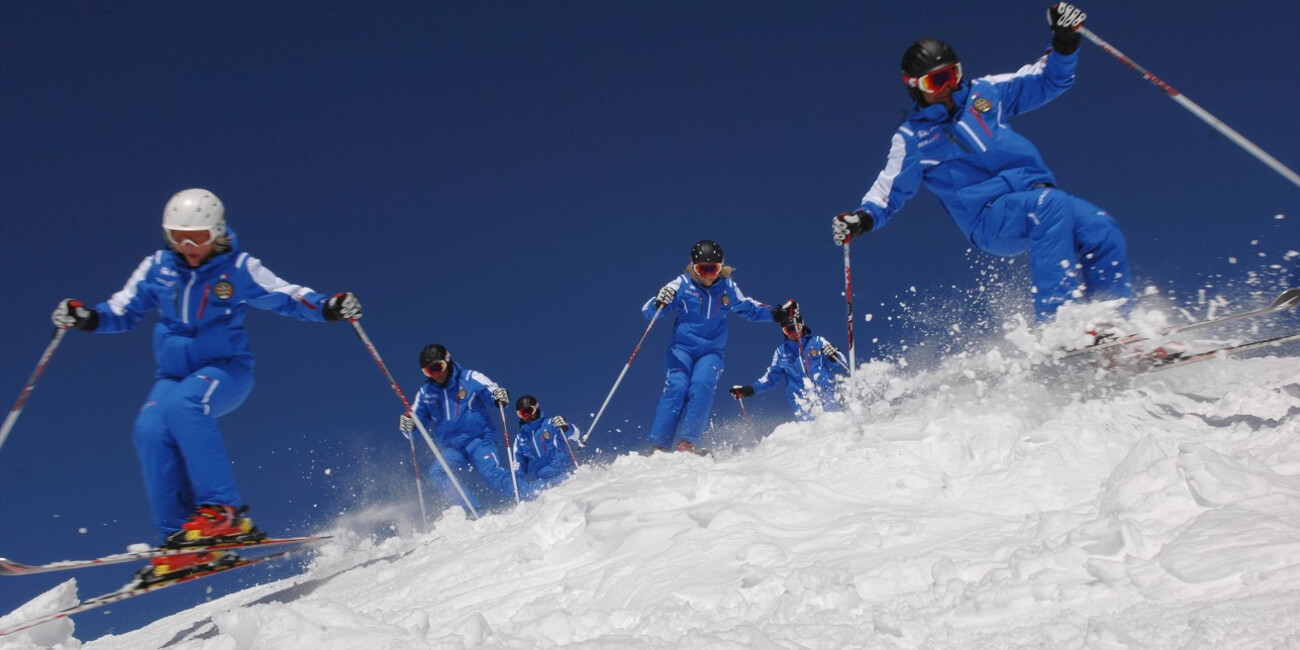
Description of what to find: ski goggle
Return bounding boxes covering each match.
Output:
[782,320,802,337]
[422,360,449,378]
[165,228,214,248]
[693,263,722,277]
[904,62,962,94]
[517,404,539,419]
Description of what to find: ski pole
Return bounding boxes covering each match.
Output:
[348,320,479,521]
[736,396,751,423]
[496,405,522,504]
[1079,26,1300,189]
[580,304,664,447]
[843,243,856,401]
[0,328,68,452]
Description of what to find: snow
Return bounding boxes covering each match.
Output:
[3,331,1299,649]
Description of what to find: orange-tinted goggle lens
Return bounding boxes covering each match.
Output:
[694,263,721,276]
[422,360,449,378]
[907,62,962,94]
[517,405,538,419]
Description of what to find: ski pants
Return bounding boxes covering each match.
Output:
[975,187,1132,321]
[429,436,529,511]
[648,347,723,448]
[132,362,253,539]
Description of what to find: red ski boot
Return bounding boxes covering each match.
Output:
[164,504,265,548]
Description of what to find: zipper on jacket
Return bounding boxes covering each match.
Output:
[180,272,198,324]
[943,129,971,153]
[196,285,211,322]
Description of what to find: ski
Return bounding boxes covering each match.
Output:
[1062,288,1300,359]
[0,535,330,577]
[0,547,303,637]
[1141,331,1300,372]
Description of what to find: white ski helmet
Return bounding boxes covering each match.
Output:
[162,188,225,245]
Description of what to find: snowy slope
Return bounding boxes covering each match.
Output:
[3,335,1299,649]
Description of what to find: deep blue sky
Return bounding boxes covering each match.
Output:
[2,1,1296,639]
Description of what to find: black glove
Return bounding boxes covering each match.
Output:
[832,211,874,246]
[730,385,754,399]
[549,415,570,433]
[398,413,415,440]
[323,292,362,322]
[654,284,677,308]
[1047,3,1086,55]
[51,299,99,332]
[492,387,510,408]
[771,299,800,323]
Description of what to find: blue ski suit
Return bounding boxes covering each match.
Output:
[750,330,846,421]
[642,272,773,448]
[514,408,578,489]
[88,229,334,538]
[857,43,1131,320]
[409,363,531,510]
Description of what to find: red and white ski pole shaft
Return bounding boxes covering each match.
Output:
[737,396,751,423]
[843,243,856,400]
[348,320,479,521]
[497,405,521,504]
[581,304,664,447]
[1079,26,1300,189]
[0,328,67,451]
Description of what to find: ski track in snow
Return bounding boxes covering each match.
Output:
[3,335,1299,649]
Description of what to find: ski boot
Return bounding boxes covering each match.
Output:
[132,550,240,587]
[677,441,711,456]
[164,504,266,549]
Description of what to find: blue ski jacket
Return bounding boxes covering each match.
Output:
[411,363,504,452]
[751,331,845,420]
[90,229,332,379]
[857,44,1078,243]
[641,273,772,358]
[514,409,578,483]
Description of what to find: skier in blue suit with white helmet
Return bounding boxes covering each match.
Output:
[644,239,778,453]
[833,3,1133,323]
[398,343,533,511]
[730,301,846,422]
[51,188,361,581]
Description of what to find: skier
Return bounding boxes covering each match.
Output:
[512,395,579,490]
[398,343,533,510]
[644,239,779,453]
[729,301,846,421]
[832,3,1132,323]
[50,188,362,580]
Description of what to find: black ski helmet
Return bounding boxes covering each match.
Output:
[515,394,540,421]
[419,343,450,370]
[901,37,961,103]
[691,239,724,264]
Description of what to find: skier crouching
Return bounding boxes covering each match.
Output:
[730,301,846,422]
[833,3,1133,323]
[512,395,579,490]
[398,344,533,511]
[52,188,362,581]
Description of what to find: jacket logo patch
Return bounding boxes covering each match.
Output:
[213,281,234,300]
[457,388,467,401]
[542,431,551,440]
[721,295,731,306]
[973,98,992,113]
[810,348,820,357]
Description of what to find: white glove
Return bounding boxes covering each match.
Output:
[821,342,841,362]
[549,415,569,433]
[398,413,415,440]
[654,285,676,308]
[323,292,362,321]
[52,299,98,331]
[492,387,510,408]
[1048,2,1087,30]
